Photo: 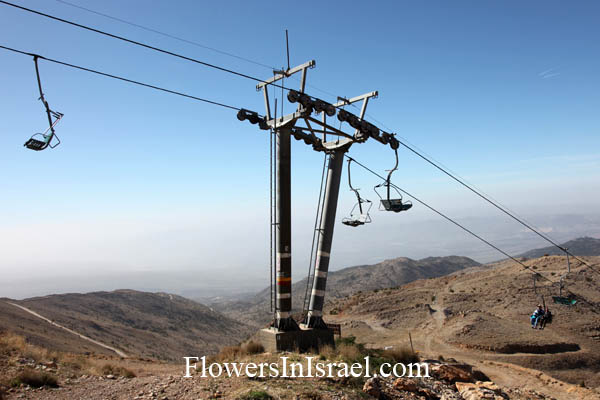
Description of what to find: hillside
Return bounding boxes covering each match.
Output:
[1,290,252,362]
[519,236,600,258]
[213,255,480,327]
[327,255,600,392]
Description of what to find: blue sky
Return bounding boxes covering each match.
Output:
[1,1,599,298]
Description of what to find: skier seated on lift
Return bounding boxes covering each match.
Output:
[530,305,545,329]
[539,308,553,329]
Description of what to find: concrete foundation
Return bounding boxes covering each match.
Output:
[257,327,335,353]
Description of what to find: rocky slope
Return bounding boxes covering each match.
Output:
[327,255,600,391]
[2,290,252,361]
[213,256,480,327]
[519,236,600,258]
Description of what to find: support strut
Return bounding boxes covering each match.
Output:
[274,126,299,331]
[305,146,349,329]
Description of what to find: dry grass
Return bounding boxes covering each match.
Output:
[212,345,245,362]
[212,341,265,362]
[99,363,136,378]
[11,369,58,388]
[0,331,134,381]
[243,341,265,355]
[297,391,323,400]
[238,389,273,399]
[337,344,362,363]
[318,344,336,360]
[0,331,62,364]
[382,347,420,364]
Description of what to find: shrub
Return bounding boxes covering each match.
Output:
[239,390,272,400]
[438,354,445,361]
[13,370,58,388]
[318,344,335,360]
[243,341,264,355]
[382,347,420,364]
[335,335,356,347]
[298,390,322,399]
[214,346,245,361]
[100,364,135,378]
[337,343,362,363]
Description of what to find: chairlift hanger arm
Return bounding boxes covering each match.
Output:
[34,56,58,138]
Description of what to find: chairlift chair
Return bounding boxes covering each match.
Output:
[374,147,412,213]
[552,274,577,306]
[23,56,63,151]
[342,159,372,227]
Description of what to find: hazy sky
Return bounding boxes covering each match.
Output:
[1,1,599,299]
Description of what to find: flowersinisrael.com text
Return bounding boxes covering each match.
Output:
[184,356,430,379]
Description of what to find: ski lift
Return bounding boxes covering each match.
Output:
[552,250,577,305]
[23,56,63,151]
[374,146,412,212]
[342,159,372,227]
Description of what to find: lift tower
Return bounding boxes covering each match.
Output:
[238,60,397,351]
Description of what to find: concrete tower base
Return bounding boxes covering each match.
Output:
[257,327,335,353]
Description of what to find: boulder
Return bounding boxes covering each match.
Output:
[431,364,474,383]
[455,381,504,400]
[393,377,418,392]
[363,377,382,399]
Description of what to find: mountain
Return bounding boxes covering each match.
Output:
[519,237,600,259]
[327,254,600,389]
[1,290,251,361]
[212,255,480,327]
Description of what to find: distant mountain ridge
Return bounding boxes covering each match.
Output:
[212,255,480,327]
[519,237,600,259]
[3,290,251,361]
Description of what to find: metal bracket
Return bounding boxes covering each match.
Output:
[257,60,316,121]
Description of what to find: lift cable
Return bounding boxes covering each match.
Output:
[54,0,276,70]
[0,45,243,112]
[345,155,598,309]
[347,108,600,276]
[4,2,595,271]
[55,0,340,103]
[0,1,291,91]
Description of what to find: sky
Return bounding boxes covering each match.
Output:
[1,1,599,299]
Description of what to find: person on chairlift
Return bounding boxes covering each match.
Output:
[531,304,545,329]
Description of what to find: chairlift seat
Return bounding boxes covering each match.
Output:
[24,137,49,151]
[381,199,413,213]
[342,218,364,227]
[552,296,576,305]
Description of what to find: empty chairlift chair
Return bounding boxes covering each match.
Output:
[23,56,63,151]
[552,252,577,305]
[342,159,372,227]
[374,147,412,212]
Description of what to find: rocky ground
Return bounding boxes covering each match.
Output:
[2,329,598,400]
[2,355,575,400]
